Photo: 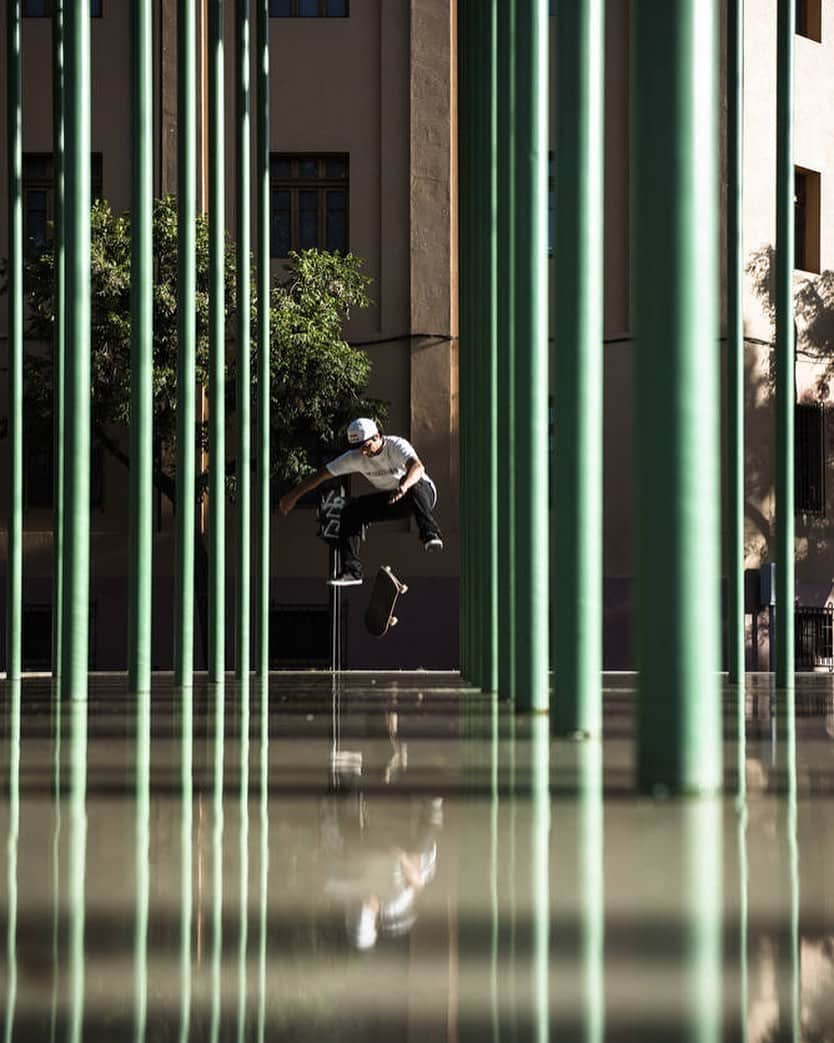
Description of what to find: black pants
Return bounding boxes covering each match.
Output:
[339,478,441,578]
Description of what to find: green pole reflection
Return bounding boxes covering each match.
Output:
[552,739,604,1043]
[179,687,193,1043]
[210,684,225,1043]
[736,680,748,1042]
[775,688,800,1041]
[490,697,500,1042]
[67,696,88,1043]
[134,689,150,1042]
[684,799,722,1043]
[530,716,550,1043]
[4,682,21,1043]
[257,678,269,1042]
[50,682,63,1043]
[237,685,250,1042]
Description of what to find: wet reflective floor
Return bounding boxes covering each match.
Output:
[1,672,833,1042]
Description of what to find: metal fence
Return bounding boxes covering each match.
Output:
[795,605,834,671]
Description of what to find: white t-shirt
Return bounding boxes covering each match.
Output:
[326,435,437,504]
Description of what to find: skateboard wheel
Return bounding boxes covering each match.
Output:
[391,617,398,627]
[401,585,408,594]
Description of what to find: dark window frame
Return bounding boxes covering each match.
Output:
[796,401,826,516]
[24,0,103,16]
[794,166,821,273]
[269,0,348,16]
[796,0,822,42]
[24,152,103,258]
[270,153,349,258]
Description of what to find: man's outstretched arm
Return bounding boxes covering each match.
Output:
[389,457,425,504]
[278,467,332,516]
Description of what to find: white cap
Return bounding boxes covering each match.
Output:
[347,418,379,445]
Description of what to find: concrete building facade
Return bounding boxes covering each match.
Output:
[0,0,832,672]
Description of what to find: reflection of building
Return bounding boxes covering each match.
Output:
[2,1,834,670]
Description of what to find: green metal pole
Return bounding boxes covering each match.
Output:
[727,0,745,687]
[552,0,604,736]
[128,0,154,694]
[62,0,92,697]
[175,0,197,687]
[482,0,499,693]
[632,0,721,792]
[513,0,550,713]
[775,0,795,688]
[236,0,252,681]
[497,0,516,702]
[208,0,226,683]
[52,0,66,680]
[6,0,23,682]
[469,0,483,689]
[457,0,472,681]
[254,0,270,678]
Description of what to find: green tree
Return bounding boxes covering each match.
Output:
[18,196,384,658]
[22,195,384,503]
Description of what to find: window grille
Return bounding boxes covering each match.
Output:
[23,152,103,257]
[795,606,834,671]
[795,402,825,515]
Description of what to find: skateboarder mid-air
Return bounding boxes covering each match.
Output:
[278,418,444,586]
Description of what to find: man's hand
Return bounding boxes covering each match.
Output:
[388,483,407,505]
[278,492,297,516]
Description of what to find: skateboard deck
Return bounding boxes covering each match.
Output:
[365,566,408,637]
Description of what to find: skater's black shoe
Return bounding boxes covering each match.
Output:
[328,573,363,587]
[423,534,444,552]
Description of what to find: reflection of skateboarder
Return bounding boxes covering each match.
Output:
[278,418,444,586]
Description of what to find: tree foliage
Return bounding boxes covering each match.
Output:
[22,195,385,504]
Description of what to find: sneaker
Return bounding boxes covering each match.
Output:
[328,573,363,587]
[423,535,444,552]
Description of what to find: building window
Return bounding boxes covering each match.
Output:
[24,422,105,511]
[269,606,331,667]
[270,0,347,15]
[23,152,103,257]
[796,402,825,515]
[796,0,821,41]
[795,167,821,273]
[270,154,348,257]
[24,0,103,16]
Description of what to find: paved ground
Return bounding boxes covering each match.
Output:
[0,671,832,1041]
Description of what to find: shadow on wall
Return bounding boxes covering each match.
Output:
[745,244,834,589]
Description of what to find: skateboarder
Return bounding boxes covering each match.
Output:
[278,418,444,585]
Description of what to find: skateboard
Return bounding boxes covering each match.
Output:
[364,566,408,637]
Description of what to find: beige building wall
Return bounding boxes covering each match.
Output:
[4,1,834,671]
[0,1,457,670]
